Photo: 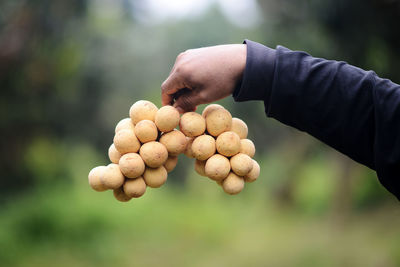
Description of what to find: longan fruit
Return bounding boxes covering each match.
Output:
[134,120,158,143]
[179,112,206,137]
[139,141,168,168]
[230,118,248,139]
[205,154,230,181]
[123,177,147,198]
[88,166,108,192]
[184,137,195,158]
[222,172,245,195]
[164,156,178,173]
[230,153,253,176]
[194,159,207,177]
[216,131,241,157]
[159,130,187,156]
[115,118,134,133]
[155,105,180,132]
[100,163,125,189]
[129,100,158,125]
[191,135,216,161]
[206,108,232,136]
[113,187,132,202]
[202,104,224,118]
[244,160,260,183]
[113,129,141,154]
[108,144,121,164]
[119,153,145,178]
[240,139,255,158]
[143,166,168,188]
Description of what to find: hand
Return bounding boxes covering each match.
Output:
[161,44,247,112]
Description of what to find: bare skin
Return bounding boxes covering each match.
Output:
[161,44,247,113]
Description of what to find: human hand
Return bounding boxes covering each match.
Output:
[161,44,247,112]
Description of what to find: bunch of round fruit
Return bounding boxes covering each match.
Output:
[183,104,260,195]
[88,100,186,202]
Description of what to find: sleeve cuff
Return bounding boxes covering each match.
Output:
[233,39,276,102]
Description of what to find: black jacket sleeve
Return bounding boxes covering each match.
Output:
[234,39,400,200]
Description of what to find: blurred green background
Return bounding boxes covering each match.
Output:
[1,0,399,266]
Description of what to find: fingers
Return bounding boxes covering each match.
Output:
[173,90,203,113]
[161,73,185,106]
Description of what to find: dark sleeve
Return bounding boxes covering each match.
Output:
[233,39,400,200]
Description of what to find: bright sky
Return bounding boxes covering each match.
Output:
[143,0,262,28]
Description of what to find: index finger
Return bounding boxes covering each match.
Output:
[161,73,185,106]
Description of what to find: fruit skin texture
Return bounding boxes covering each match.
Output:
[222,172,245,195]
[179,112,206,137]
[113,187,132,202]
[129,100,158,125]
[230,153,253,176]
[230,118,248,139]
[108,144,121,164]
[115,118,135,133]
[191,135,216,161]
[113,129,141,154]
[155,105,180,132]
[240,139,255,158]
[143,166,168,188]
[134,120,158,143]
[159,130,187,156]
[119,153,145,178]
[194,160,207,176]
[202,104,224,118]
[205,154,230,181]
[123,177,146,198]
[139,141,168,168]
[164,156,178,172]
[216,131,241,157]
[88,166,108,192]
[184,137,195,158]
[244,160,260,183]
[100,163,125,189]
[206,108,232,136]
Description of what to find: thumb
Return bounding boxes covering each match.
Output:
[173,91,203,113]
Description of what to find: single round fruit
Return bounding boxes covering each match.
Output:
[194,160,207,177]
[113,129,141,154]
[216,131,241,157]
[139,141,168,168]
[155,105,180,132]
[123,177,146,198]
[159,130,187,156]
[164,156,178,173]
[143,166,168,188]
[108,144,121,164]
[230,118,248,139]
[113,187,131,202]
[115,118,134,133]
[179,112,206,137]
[240,139,255,158]
[184,137,195,158]
[205,154,230,181]
[202,104,224,118]
[88,166,107,192]
[244,160,260,183]
[230,153,253,176]
[222,172,245,195]
[129,100,158,125]
[191,135,216,160]
[134,120,158,143]
[100,163,125,189]
[119,153,145,178]
[206,108,232,136]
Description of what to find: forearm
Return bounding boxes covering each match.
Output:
[235,40,400,199]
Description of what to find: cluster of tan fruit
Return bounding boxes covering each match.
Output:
[88,100,259,202]
[183,104,260,195]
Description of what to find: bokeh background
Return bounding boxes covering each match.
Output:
[1,0,400,266]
